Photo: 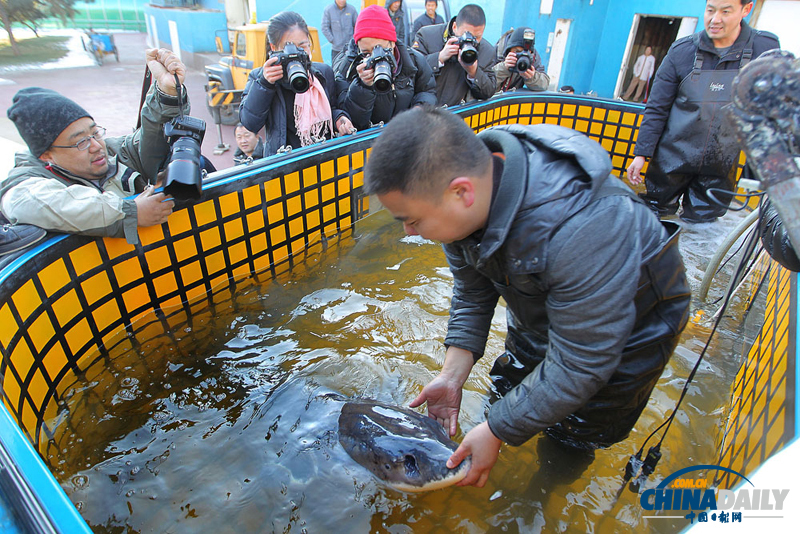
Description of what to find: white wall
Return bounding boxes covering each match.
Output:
[755,0,800,55]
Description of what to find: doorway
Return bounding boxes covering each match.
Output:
[615,15,696,101]
[547,18,572,92]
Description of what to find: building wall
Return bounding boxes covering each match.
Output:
[251,1,505,59]
[143,5,227,67]
[502,0,761,98]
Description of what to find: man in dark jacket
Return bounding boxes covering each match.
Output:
[411,0,444,40]
[412,4,496,107]
[365,107,690,486]
[627,0,779,223]
[333,5,436,131]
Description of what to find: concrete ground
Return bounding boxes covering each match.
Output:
[0,31,239,173]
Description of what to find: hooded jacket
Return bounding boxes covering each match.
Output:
[634,22,779,159]
[413,20,497,107]
[0,85,186,244]
[240,62,348,156]
[494,27,549,92]
[443,124,690,446]
[385,0,406,45]
[333,40,436,131]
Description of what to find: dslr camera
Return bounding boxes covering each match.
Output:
[163,115,206,200]
[512,29,536,73]
[272,43,312,93]
[457,31,479,65]
[365,45,396,93]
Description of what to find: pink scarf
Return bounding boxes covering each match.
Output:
[294,74,333,147]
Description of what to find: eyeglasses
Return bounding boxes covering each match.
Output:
[51,127,107,151]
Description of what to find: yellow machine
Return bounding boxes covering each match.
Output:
[204,22,324,126]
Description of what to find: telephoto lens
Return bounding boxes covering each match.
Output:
[163,116,206,201]
[458,32,479,65]
[165,137,203,200]
[275,43,312,94]
[286,60,310,93]
[366,45,395,93]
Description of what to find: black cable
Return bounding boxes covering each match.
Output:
[623,201,765,493]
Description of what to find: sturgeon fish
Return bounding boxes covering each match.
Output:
[338,399,471,492]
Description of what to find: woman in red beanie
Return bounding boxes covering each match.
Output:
[332,4,436,132]
[239,11,356,157]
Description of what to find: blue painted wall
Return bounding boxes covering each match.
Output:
[144,5,227,54]
[502,0,760,97]
[252,1,505,59]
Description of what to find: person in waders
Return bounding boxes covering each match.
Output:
[364,107,691,487]
[627,0,779,223]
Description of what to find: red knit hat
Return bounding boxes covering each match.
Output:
[354,5,397,43]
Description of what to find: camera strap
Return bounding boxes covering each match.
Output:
[136,69,186,129]
[136,66,152,130]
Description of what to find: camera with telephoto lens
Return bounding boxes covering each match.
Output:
[365,45,395,93]
[457,31,479,65]
[512,29,536,73]
[163,115,206,200]
[272,43,312,93]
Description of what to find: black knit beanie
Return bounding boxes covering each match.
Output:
[7,87,92,158]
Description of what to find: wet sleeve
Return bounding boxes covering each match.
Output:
[487,198,640,446]
[760,198,800,272]
[443,244,500,360]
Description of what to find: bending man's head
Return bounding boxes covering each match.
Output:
[364,107,492,243]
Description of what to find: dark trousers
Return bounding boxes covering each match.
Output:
[640,162,736,222]
[489,336,676,451]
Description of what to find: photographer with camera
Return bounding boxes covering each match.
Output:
[412,4,496,107]
[1,48,186,246]
[332,5,436,132]
[494,27,549,93]
[239,11,354,157]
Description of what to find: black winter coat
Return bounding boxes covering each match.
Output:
[239,62,347,157]
[634,22,779,158]
[333,40,436,131]
[444,125,690,446]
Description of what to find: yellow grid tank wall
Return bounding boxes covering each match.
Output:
[0,94,768,459]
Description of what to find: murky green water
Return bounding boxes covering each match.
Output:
[46,207,762,533]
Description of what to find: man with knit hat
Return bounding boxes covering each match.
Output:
[413,3,496,107]
[1,48,187,245]
[333,4,436,131]
[494,27,549,93]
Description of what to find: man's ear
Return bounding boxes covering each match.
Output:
[449,177,475,208]
[38,150,53,165]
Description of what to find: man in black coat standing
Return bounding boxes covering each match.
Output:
[412,4,496,107]
[627,0,779,223]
